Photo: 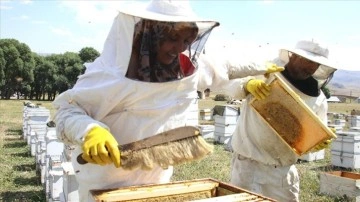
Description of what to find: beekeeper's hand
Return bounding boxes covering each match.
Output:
[264,62,284,78]
[329,127,336,134]
[311,139,332,152]
[82,126,121,168]
[246,79,271,100]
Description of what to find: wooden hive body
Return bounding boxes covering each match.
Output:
[90,178,276,202]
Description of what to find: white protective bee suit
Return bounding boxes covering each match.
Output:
[52,1,271,201]
[230,40,340,202]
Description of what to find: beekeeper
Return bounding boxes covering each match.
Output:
[52,0,283,201]
[230,40,340,202]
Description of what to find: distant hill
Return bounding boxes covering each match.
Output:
[328,69,360,97]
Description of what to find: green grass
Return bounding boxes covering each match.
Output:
[0,99,360,201]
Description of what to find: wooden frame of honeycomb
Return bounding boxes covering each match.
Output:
[250,73,337,155]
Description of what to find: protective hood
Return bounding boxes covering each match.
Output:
[118,0,213,22]
[279,40,339,88]
[89,0,219,82]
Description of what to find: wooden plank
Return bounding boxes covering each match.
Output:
[250,74,336,155]
[214,180,276,201]
[187,193,258,202]
[320,172,360,198]
[92,180,219,201]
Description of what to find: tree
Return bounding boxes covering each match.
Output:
[31,54,57,100]
[47,52,83,94]
[321,86,331,99]
[0,39,35,99]
[79,47,99,63]
[0,49,6,87]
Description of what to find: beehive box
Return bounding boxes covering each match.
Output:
[331,131,360,154]
[199,125,215,139]
[90,178,276,202]
[299,149,325,162]
[199,109,213,121]
[320,171,360,199]
[250,74,336,156]
[331,151,360,169]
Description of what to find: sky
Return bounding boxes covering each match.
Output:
[1,0,359,71]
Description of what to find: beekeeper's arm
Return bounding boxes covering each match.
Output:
[197,52,282,99]
[311,95,335,152]
[53,89,120,167]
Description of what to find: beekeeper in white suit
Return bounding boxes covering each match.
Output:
[230,40,340,202]
[53,0,283,201]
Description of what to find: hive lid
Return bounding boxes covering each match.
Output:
[250,73,337,156]
[337,131,360,137]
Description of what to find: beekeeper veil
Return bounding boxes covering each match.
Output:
[278,40,340,89]
[96,0,219,82]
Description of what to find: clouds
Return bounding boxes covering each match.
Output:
[59,1,121,26]
[51,27,72,37]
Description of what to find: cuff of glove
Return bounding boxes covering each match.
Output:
[77,123,110,146]
[244,78,254,95]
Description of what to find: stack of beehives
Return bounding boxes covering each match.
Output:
[22,102,79,202]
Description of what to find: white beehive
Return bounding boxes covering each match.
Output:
[350,127,360,132]
[299,149,325,162]
[62,162,79,202]
[349,116,360,127]
[334,119,346,127]
[332,131,360,154]
[35,129,47,174]
[213,106,240,144]
[214,123,237,134]
[331,131,360,169]
[28,124,47,156]
[199,125,215,139]
[199,108,213,121]
[327,124,343,132]
[46,157,64,202]
[23,108,50,140]
[186,100,199,126]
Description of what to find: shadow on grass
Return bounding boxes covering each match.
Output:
[13,175,41,186]
[5,129,22,136]
[0,190,45,202]
[3,136,23,141]
[10,150,31,158]
[13,163,36,172]
[4,141,27,148]
[311,164,359,172]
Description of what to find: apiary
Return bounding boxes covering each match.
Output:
[90,178,276,202]
[250,74,336,156]
[320,171,360,200]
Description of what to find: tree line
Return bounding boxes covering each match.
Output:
[0,38,100,100]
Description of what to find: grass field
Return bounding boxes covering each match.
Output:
[1,99,360,201]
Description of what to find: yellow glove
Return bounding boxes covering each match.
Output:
[329,127,336,134]
[264,62,284,78]
[311,139,332,152]
[246,79,271,100]
[82,126,121,168]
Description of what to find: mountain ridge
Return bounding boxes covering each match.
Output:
[328,69,360,98]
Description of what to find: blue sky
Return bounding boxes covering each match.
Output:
[1,0,359,71]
